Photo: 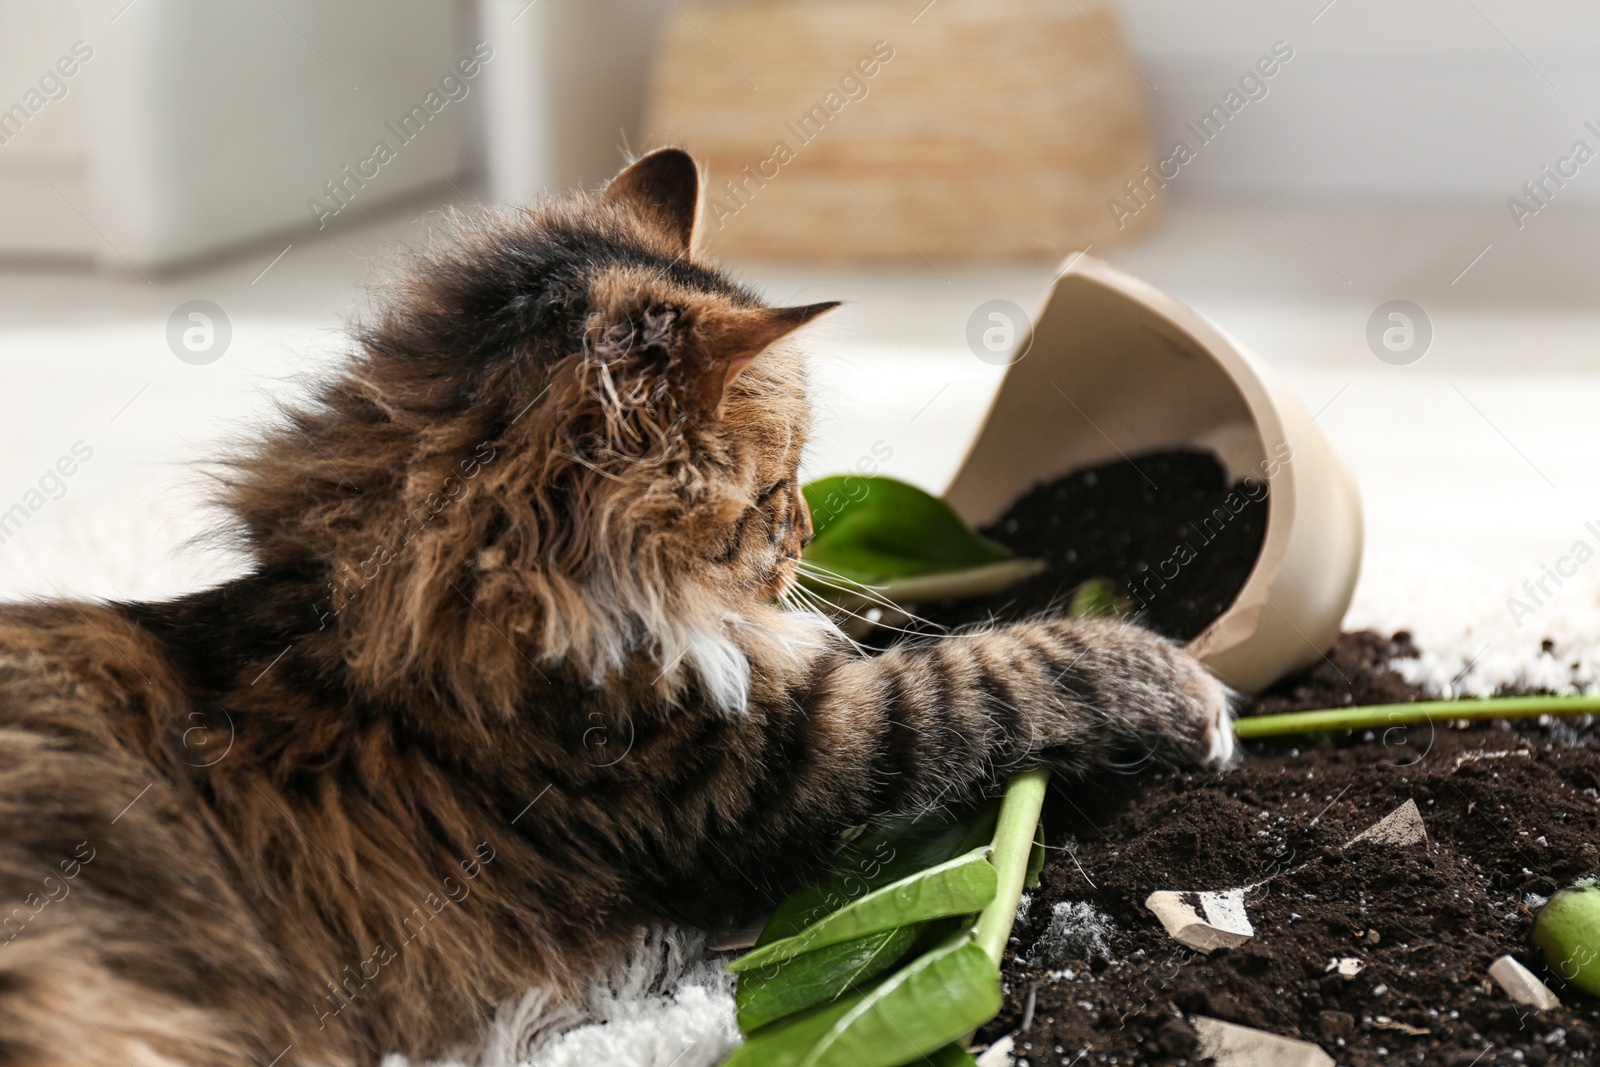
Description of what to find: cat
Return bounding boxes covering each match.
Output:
[0,148,1232,1067]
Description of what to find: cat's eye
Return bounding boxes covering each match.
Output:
[755,480,786,503]
[710,510,755,564]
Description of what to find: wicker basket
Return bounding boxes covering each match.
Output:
[644,0,1158,262]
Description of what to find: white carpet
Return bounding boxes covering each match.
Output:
[407,929,740,1067]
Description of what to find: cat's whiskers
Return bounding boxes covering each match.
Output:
[779,584,867,657]
[784,580,941,657]
[789,583,890,655]
[795,561,947,634]
[790,567,948,643]
[788,588,936,647]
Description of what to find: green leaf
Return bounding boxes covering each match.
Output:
[729,848,997,973]
[1066,577,1132,620]
[723,934,1002,1067]
[802,476,1012,586]
[1025,821,1046,891]
[919,1045,979,1067]
[736,923,924,1033]
[758,808,998,946]
[722,993,860,1067]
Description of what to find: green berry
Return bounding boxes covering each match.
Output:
[1532,883,1600,998]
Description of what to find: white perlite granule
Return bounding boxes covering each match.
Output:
[1027,900,1118,965]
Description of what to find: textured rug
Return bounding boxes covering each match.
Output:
[407,928,740,1067]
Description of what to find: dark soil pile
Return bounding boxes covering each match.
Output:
[982,633,1600,1066]
[915,450,1268,643]
[1250,629,1428,715]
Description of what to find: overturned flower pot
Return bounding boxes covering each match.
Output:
[939,254,1364,692]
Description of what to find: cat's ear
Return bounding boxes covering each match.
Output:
[605,148,701,253]
[692,302,840,413]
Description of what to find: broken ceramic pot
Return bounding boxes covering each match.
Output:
[1145,888,1255,953]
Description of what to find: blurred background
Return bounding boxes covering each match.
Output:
[2,0,1598,684]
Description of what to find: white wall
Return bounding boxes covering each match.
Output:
[1114,0,1600,202]
[0,0,472,270]
[470,0,1600,208]
[477,0,673,202]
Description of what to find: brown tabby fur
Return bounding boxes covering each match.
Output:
[0,149,1232,1067]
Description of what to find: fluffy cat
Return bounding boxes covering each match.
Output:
[0,148,1232,1067]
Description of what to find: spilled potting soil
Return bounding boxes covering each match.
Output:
[844,452,1595,1062]
[981,632,1600,1065]
[914,450,1267,642]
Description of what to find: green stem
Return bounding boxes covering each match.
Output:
[1235,694,1600,740]
[973,767,1050,964]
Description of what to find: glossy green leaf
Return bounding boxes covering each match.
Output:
[801,476,1012,586]
[736,923,923,1033]
[723,991,860,1067]
[723,934,1002,1067]
[729,848,997,973]
[919,1045,979,1067]
[758,808,998,946]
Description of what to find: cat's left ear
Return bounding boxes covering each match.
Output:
[605,148,701,253]
[691,301,840,413]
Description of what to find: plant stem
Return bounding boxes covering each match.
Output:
[1235,694,1600,740]
[973,767,1050,964]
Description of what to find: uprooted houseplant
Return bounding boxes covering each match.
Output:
[719,475,1600,1067]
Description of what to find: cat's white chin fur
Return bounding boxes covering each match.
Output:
[658,606,838,718]
[684,625,753,716]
